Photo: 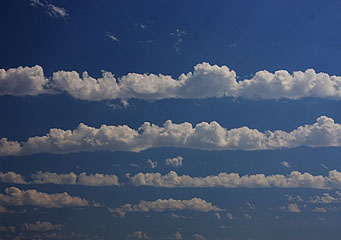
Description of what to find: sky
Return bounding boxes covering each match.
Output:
[1,0,341,239]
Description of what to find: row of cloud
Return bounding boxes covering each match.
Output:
[2,63,341,100]
[3,169,341,189]
[0,115,340,156]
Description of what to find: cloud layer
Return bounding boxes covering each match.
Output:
[109,198,221,217]
[1,116,341,155]
[2,62,341,100]
[128,170,341,189]
[0,187,88,208]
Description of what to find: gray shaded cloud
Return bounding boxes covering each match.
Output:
[165,156,183,167]
[22,221,62,231]
[109,198,221,217]
[0,187,88,208]
[127,231,149,239]
[0,172,27,184]
[1,116,341,156]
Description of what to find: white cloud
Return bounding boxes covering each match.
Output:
[31,171,119,186]
[2,116,341,156]
[6,62,341,101]
[226,213,233,220]
[22,221,62,231]
[172,231,183,240]
[192,234,205,240]
[280,203,301,213]
[215,212,221,220]
[0,187,88,208]
[244,213,252,219]
[313,207,327,213]
[0,65,50,96]
[30,0,69,19]
[165,156,183,167]
[311,192,341,203]
[128,170,341,189]
[106,32,119,42]
[127,231,149,239]
[281,161,291,168]
[0,171,119,186]
[109,198,221,217]
[0,172,26,184]
[146,159,157,169]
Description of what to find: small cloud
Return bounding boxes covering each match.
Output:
[173,231,183,240]
[30,0,69,19]
[192,234,206,240]
[226,213,233,220]
[313,207,327,213]
[147,159,157,169]
[215,212,221,220]
[280,203,301,213]
[281,161,291,168]
[321,164,328,170]
[129,163,139,168]
[246,202,256,210]
[169,29,187,53]
[127,231,149,239]
[165,156,183,167]
[244,213,252,220]
[106,32,119,42]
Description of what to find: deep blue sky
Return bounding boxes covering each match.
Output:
[1,1,341,240]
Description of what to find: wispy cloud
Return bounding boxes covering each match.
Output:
[169,29,187,53]
[30,0,69,19]
[106,32,119,42]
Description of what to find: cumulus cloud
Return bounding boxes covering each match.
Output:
[192,233,206,240]
[109,198,221,217]
[280,203,301,213]
[30,0,69,19]
[165,156,183,167]
[1,116,341,156]
[5,62,341,101]
[0,65,50,96]
[128,170,341,189]
[0,171,119,186]
[31,171,119,186]
[311,192,341,203]
[22,221,62,231]
[226,213,233,220]
[0,172,27,184]
[127,231,148,239]
[0,187,88,208]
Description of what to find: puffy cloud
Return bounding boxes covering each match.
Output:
[310,192,341,203]
[109,198,221,217]
[31,171,119,186]
[0,172,26,184]
[1,116,341,156]
[30,0,69,19]
[226,213,233,220]
[0,171,119,186]
[128,170,341,189]
[6,62,341,101]
[165,156,183,167]
[192,234,206,240]
[0,65,50,96]
[313,207,327,213]
[22,221,62,231]
[126,231,148,240]
[280,203,301,213]
[0,187,88,208]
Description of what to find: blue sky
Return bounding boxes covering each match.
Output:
[1,0,341,239]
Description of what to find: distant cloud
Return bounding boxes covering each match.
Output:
[226,213,233,220]
[3,63,341,101]
[311,192,341,203]
[109,198,221,217]
[128,170,341,189]
[0,171,27,184]
[172,231,183,240]
[2,116,341,156]
[312,207,327,213]
[169,29,187,53]
[280,203,301,213]
[30,0,69,19]
[22,221,62,231]
[192,234,206,240]
[106,32,119,42]
[146,159,157,169]
[127,231,149,239]
[0,171,119,186]
[0,187,88,208]
[165,156,183,167]
[281,161,291,168]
